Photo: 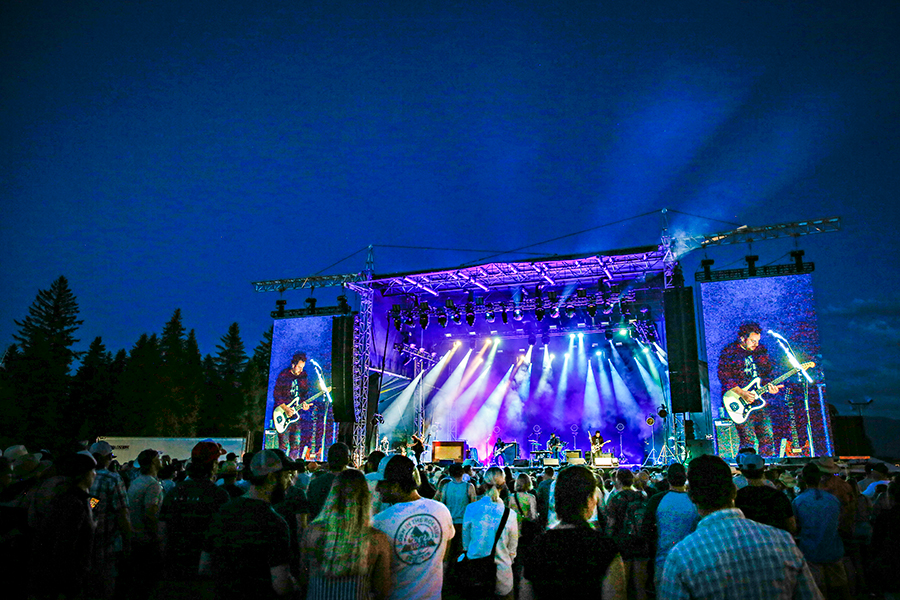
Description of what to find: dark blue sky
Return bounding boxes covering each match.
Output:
[2,2,898,418]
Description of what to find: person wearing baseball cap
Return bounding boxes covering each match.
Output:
[87,440,131,599]
[200,449,297,598]
[371,454,454,600]
[735,454,796,534]
[158,441,230,585]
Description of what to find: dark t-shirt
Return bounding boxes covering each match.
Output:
[204,497,291,600]
[717,341,774,394]
[606,489,650,559]
[524,525,619,599]
[735,485,794,531]
[160,477,230,579]
[306,471,337,519]
[275,487,311,576]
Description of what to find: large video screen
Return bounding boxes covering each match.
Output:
[700,274,832,460]
[265,316,337,461]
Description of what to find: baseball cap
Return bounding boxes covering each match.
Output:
[370,454,420,487]
[89,441,115,458]
[191,441,221,466]
[250,449,292,478]
[137,449,161,468]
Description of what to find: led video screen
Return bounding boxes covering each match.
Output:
[700,274,832,460]
[265,315,337,461]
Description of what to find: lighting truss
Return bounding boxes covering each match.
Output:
[362,245,668,297]
[678,217,841,252]
[393,342,440,366]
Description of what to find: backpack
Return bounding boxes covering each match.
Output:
[621,491,650,539]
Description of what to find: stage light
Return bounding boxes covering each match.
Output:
[393,316,402,331]
[605,330,614,341]
[549,354,555,361]
[564,352,571,359]
[451,311,462,325]
[485,304,496,323]
[453,340,462,347]
[493,337,501,345]
[569,333,575,341]
[465,312,475,327]
[565,304,576,319]
[578,332,584,340]
[437,312,448,327]
[419,313,429,329]
[587,302,597,317]
[550,305,560,319]
[596,351,601,356]
[642,347,650,353]
[618,327,629,337]
[501,306,508,324]
[513,306,524,321]
[405,313,416,327]
[541,332,550,346]
[535,306,545,321]
[528,333,536,346]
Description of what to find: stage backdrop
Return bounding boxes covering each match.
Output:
[700,273,832,460]
[264,315,337,460]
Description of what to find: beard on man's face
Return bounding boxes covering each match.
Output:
[270,476,287,504]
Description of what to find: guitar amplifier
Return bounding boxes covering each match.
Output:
[542,458,560,467]
[501,443,519,464]
[263,429,279,450]
[592,454,617,467]
[432,441,466,462]
[568,458,586,465]
[565,450,583,460]
[714,420,739,460]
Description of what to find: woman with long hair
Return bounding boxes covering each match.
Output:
[301,469,392,600]
[461,467,518,599]
[522,465,625,600]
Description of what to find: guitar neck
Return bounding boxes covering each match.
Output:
[766,363,812,388]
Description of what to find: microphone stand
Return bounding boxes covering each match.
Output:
[768,331,815,456]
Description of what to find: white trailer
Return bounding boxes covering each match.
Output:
[97,436,249,463]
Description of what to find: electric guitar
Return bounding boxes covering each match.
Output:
[273,387,332,433]
[723,362,815,424]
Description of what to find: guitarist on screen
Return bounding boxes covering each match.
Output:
[273,351,310,460]
[717,322,783,456]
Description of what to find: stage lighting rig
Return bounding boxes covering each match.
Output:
[419,302,430,329]
[394,342,439,365]
[437,311,448,328]
[513,306,524,321]
[485,303,496,323]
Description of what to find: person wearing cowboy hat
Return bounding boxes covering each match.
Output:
[31,451,98,599]
[812,457,856,539]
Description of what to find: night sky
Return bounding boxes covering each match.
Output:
[2,2,898,420]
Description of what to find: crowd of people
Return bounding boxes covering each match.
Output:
[1,439,899,600]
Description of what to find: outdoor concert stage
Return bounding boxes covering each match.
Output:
[261,243,834,467]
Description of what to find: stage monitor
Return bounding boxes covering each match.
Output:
[432,441,466,462]
[700,273,832,460]
[265,315,338,462]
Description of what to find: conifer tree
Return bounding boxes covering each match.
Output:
[9,276,83,448]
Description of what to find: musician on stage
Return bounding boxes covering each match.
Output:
[547,433,563,461]
[493,437,508,466]
[273,352,310,460]
[589,431,606,458]
[717,322,783,456]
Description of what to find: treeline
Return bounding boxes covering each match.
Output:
[0,276,272,452]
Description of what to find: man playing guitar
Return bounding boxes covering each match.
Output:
[717,323,783,456]
[273,352,311,460]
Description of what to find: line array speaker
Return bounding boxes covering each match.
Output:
[664,286,702,413]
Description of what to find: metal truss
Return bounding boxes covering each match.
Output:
[678,217,841,252]
[351,288,373,466]
[252,273,369,293]
[361,246,667,297]
[694,261,815,283]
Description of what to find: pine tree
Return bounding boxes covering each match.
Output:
[116,334,164,435]
[70,337,115,439]
[13,275,83,371]
[9,276,84,448]
[214,322,247,383]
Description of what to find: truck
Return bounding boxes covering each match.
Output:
[97,436,249,463]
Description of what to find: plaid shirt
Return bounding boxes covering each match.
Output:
[90,468,129,561]
[658,508,822,600]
